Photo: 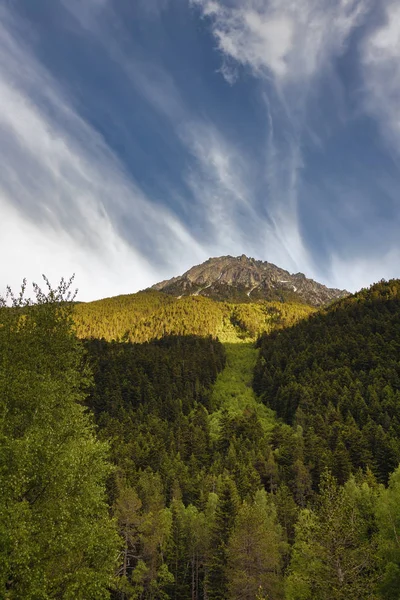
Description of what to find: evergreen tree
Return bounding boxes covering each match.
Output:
[167,499,190,600]
[227,489,284,599]
[206,478,238,600]
[114,485,143,599]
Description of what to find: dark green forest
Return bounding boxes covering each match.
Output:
[2,278,400,599]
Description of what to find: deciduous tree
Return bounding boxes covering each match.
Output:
[0,277,119,599]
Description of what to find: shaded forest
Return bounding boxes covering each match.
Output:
[254,279,400,486]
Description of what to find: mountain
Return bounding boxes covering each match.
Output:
[72,256,346,344]
[151,255,348,307]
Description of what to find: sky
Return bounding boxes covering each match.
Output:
[1,0,400,300]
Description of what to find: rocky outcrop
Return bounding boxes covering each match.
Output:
[151,255,348,307]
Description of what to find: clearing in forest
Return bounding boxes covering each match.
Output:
[209,342,276,440]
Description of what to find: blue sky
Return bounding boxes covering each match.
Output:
[1,0,400,300]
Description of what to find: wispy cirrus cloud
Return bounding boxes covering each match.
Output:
[61,0,323,277]
[191,0,368,88]
[361,1,400,151]
[2,0,400,300]
[0,4,207,300]
[182,122,256,245]
[190,0,400,290]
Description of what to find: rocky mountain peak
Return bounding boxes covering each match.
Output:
[151,255,348,307]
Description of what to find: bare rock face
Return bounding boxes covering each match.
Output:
[151,255,348,307]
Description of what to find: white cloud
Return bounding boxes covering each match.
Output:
[181,119,318,276]
[62,0,318,276]
[61,0,343,284]
[3,0,393,301]
[192,0,388,290]
[361,1,400,151]
[217,10,293,79]
[182,122,259,250]
[192,0,368,86]
[330,247,400,292]
[0,198,148,302]
[0,6,206,300]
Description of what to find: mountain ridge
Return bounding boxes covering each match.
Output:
[151,254,348,307]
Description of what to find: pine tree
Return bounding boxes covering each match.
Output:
[226,489,284,599]
[206,478,238,600]
[167,499,190,600]
[114,485,143,599]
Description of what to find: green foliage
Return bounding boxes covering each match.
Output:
[206,478,239,600]
[285,473,380,600]
[7,275,400,599]
[84,335,228,598]
[209,343,276,440]
[255,279,400,486]
[227,489,284,600]
[83,336,300,599]
[376,465,400,599]
[73,291,314,344]
[0,278,119,599]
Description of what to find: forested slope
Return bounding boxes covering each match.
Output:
[84,337,293,599]
[0,279,120,599]
[5,277,400,599]
[78,279,400,599]
[250,279,400,599]
[74,290,315,343]
[254,279,400,487]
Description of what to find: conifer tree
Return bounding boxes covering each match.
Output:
[227,489,284,599]
[206,478,238,600]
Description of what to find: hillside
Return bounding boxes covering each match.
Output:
[73,254,348,343]
[254,279,400,486]
[151,255,348,306]
[80,279,400,599]
[5,276,400,599]
[73,289,315,343]
[84,335,287,599]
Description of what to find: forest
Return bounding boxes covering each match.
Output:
[73,291,314,343]
[2,278,400,599]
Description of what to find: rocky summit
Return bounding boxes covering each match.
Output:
[151,255,349,307]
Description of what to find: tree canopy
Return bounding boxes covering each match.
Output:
[0,278,119,599]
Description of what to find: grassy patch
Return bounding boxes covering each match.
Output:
[209,343,276,440]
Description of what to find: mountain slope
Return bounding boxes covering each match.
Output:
[73,290,315,343]
[151,255,348,307]
[254,278,400,485]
